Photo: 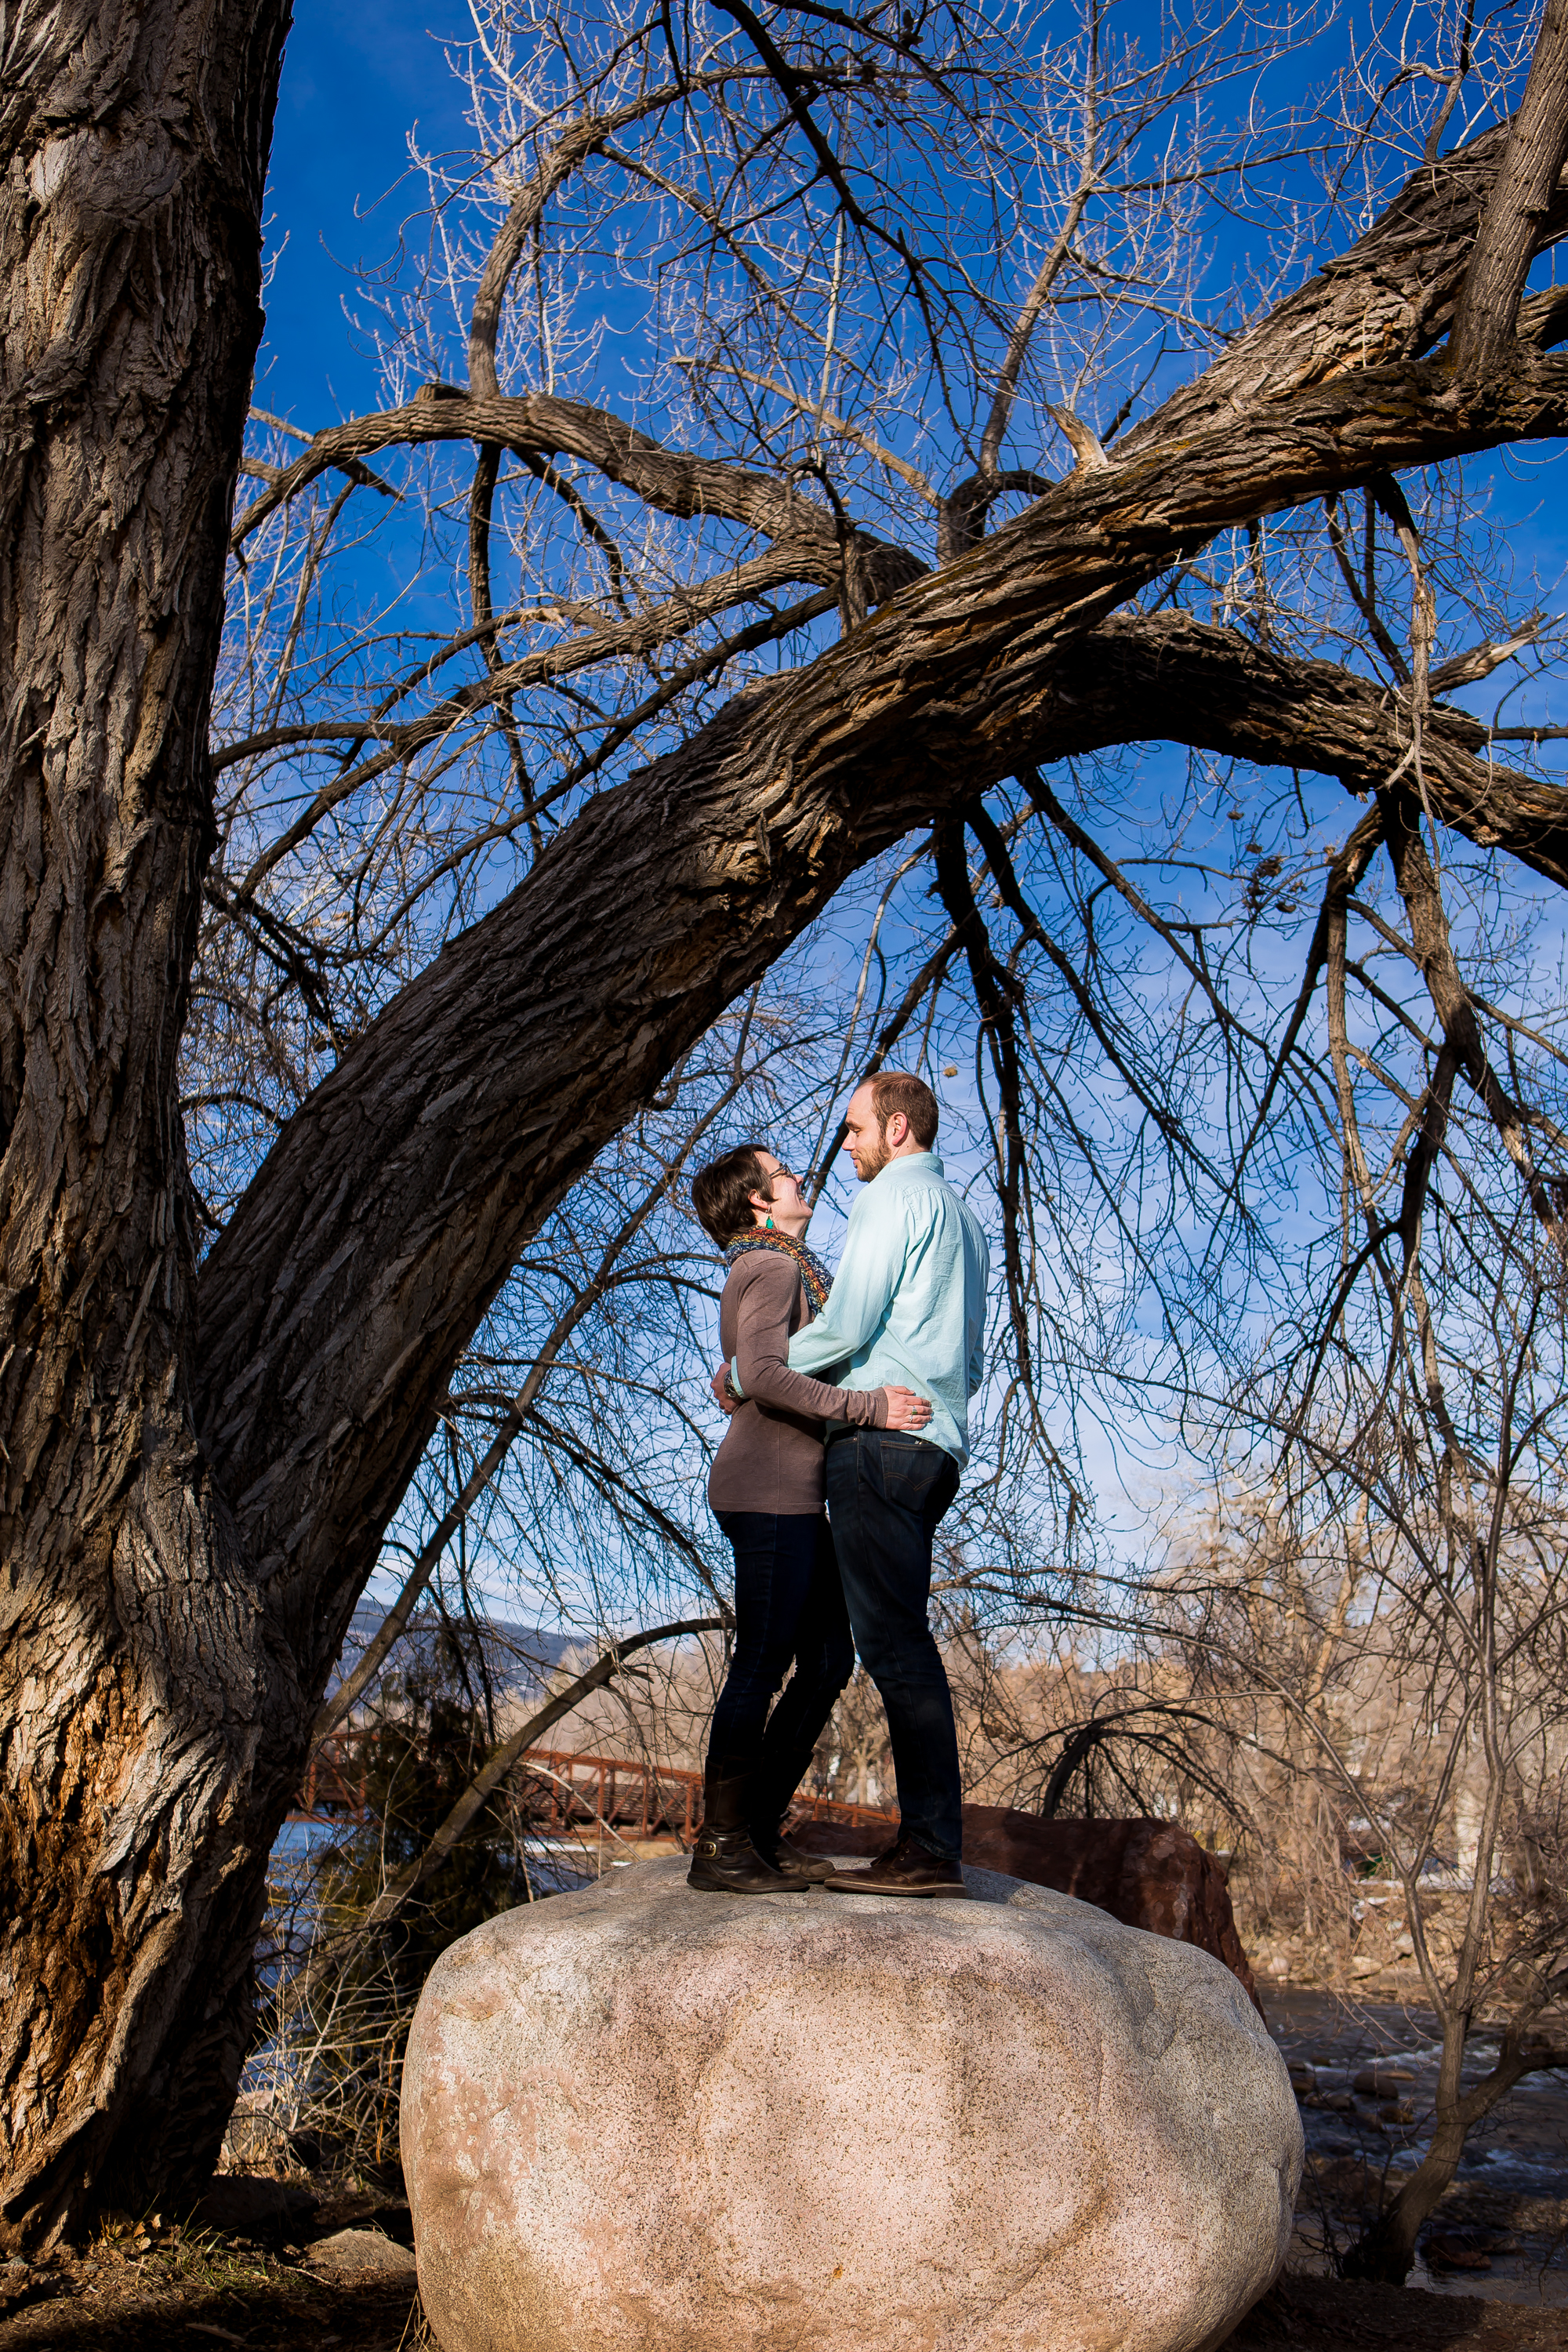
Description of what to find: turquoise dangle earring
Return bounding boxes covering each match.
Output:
[765,1214,775,1229]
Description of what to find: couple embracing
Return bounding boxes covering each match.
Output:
[688,1071,989,1901]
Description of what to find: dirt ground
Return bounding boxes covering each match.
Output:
[0,2259,422,2350]
[0,2182,430,2352]
[1228,2277,1568,2352]
[5,2238,1568,2352]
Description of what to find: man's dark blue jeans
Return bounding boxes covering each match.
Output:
[710,1511,855,1839]
[825,1428,963,1860]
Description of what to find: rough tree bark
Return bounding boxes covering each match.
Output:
[2,0,1566,2246]
[1450,0,1568,371]
[0,0,296,2245]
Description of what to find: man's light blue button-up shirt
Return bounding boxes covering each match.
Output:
[737,1151,989,1465]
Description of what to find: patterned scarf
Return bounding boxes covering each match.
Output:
[724,1227,833,1316]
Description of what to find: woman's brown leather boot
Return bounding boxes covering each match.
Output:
[688,1763,813,1894]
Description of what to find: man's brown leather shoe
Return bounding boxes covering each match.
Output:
[752,1824,836,1882]
[823,1831,970,1898]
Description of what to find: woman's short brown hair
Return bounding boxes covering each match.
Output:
[691,1143,771,1247]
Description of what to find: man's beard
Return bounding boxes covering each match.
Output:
[855,1128,891,1181]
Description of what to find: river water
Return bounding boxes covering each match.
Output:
[1267,1988,1568,2305]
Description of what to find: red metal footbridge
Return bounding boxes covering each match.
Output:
[292,1732,894,1843]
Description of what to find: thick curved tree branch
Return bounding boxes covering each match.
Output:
[1071,615,1568,891]
[196,587,1565,1696]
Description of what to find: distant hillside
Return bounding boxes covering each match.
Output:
[327,1604,572,1712]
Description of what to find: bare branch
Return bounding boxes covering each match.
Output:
[230,387,925,601]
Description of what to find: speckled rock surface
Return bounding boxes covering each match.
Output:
[401,1856,1301,2352]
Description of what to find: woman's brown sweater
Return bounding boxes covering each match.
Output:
[707,1251,887,1515]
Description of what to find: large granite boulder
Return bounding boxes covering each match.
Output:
[402,1857,1301,2352]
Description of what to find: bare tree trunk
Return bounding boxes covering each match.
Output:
[0,0,292,2245]
[1342,2025,1553,2281]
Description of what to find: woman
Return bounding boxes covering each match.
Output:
[688,1142,931,1894]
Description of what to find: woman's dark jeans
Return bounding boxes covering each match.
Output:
[710,1511,855,1837]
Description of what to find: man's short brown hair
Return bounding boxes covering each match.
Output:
[691,1143,771,1247]
[869,1070,939,1148]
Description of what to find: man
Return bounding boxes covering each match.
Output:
[724,1071,989,1896]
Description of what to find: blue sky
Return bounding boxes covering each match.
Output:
[260,0,474,425]
[257,0,1568,686]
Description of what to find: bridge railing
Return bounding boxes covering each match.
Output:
[289,1731,895,1841]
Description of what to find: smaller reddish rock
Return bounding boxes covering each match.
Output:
[956,1810,1263,2010]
